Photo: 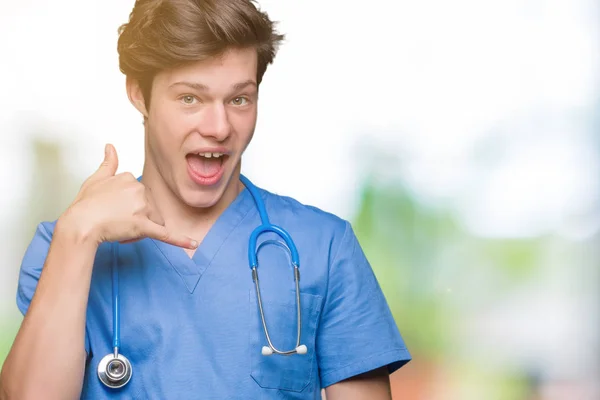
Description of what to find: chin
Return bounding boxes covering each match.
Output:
[176,177,229,210]
[180,189,223,209]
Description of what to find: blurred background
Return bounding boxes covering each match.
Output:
[1,0,599,398]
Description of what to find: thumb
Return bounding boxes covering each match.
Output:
[94,144,119,179]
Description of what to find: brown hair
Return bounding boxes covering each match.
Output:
[117,0,284,109]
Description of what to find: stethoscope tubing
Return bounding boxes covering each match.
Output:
[99,175,306,390]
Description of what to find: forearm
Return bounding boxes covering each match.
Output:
[324,367,392,400]
[0,218,98,400]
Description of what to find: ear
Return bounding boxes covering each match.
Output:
[126,76,149,119]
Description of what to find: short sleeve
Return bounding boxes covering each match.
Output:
[16,221,91,354]
[316,221,411,388]
[16,222,54,315]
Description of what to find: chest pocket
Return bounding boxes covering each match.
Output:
[249,289,323,393]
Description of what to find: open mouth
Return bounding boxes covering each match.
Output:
[186,152,228,185]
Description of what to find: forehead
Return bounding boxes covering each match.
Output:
[155,47,258,90]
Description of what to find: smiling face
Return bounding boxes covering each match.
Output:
[129,47,259,213]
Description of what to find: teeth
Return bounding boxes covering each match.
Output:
[198,152,223,158]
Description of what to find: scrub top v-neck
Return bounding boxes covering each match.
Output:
[150,186,254,294]
[16,181,411,399]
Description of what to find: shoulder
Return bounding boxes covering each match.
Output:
[262,187,348,228]
[258,187,354,255]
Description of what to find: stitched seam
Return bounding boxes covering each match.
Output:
[320,347,409,381]
[320,221,352,318]
[150,239,178,271]
[148,190,257,287]
[204,193,257,266]
[330,221,351,266]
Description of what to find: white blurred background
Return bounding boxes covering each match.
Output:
[1,1,599,398]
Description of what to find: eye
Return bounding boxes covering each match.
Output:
[180,95,198,105]
[231,97,249,106]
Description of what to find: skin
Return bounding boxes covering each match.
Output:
[0,47,391,399]
[0,148,198,400]
[128,48,261,255]
[325,367,392,399]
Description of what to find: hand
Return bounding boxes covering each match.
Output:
[63,144,198,249]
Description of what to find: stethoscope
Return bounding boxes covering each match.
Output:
[98,174,306,389]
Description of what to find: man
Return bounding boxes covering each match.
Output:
[0,0,411,398]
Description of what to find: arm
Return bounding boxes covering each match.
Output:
[316,221,411,393]
[325,367,392,400]
[0,144,196,400]
[0,219,98,400]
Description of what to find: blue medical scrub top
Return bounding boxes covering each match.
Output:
[17,182,411,399]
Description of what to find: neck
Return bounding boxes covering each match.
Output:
[140,162,244,244]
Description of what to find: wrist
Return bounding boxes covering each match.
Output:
[56,207,100,249]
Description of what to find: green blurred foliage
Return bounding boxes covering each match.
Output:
[351,169,548,399]
[0,322,20,369]
[0,140,571,398]
[352,177,459,360]
[0,137,77,370]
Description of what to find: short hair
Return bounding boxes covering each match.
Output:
[117,0,285,108]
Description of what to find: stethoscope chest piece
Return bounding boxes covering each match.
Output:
[97,351,132,389]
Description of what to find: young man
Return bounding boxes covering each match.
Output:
[0,1,411,398]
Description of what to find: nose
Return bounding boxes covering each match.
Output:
[198,103,231,142]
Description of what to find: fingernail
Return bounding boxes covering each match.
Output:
[191,240,198,248]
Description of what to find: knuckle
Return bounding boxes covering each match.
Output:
[125,181,145,199]
[133,197,147,215]
[118,172,136,181]
[140,202,152,216]
[135,187,148,207]
[131,220,143,237]
[134,182,146,195]
[158,229,170,242]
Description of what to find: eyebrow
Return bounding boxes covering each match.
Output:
[169,80,257,91]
